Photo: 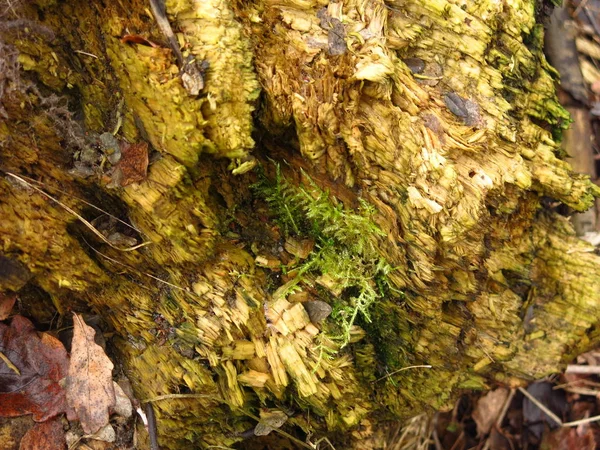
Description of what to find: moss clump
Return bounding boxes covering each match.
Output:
[252,164,399,349]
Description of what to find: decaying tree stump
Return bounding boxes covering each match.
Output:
[2,0,600,448]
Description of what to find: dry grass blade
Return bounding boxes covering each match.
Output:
[566,364,600,374]
[0,350,20,375]
[574,0,591,17]
[5,172,149,252]
[11,172,142,233]
[373,365,433,383]
[385,414,433,450]
[82,238,200,297]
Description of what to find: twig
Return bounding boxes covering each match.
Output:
[12,173,142,233]
[145,393,222,403]
[481,389,515,450]
[562,415,600,427]
[496,389,516,428]
[448,430,464,450]
[373,364,432,383]
[583,5,600,38]
[5,172,149,252]
[82,238,199,297]
[519,386,600,428]
[566,364,600,374]
[518,386,563,426]
[574,0,590,18]
[145,403,159,450]
[432,413,443,450]
[74,50,98,59]
[0,350,20,375]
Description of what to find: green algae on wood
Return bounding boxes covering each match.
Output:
[3,0,600,448]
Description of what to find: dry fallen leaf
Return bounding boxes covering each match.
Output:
[0,292,17,320]
[66,314,115,434]
[472,388,509,436]
[254,409,288,436]
[19,417,66,450]
[115,142,149,186]
[523,382,567,439]
[541,425,596,450]
[0,316,69,421]
[120,34,160,48]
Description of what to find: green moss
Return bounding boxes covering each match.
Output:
[362,301,412,370]
[252,164,400,349]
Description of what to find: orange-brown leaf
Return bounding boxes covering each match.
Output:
[0,316,68,421]
[116,142,148,186]
[0,292,17,320]
[120,35,160,48]
[65,314,115,434]
[19,417,66,450]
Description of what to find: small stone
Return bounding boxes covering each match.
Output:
[303,300,333,324]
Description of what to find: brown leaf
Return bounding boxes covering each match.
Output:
[488,427,513,450]
[254,409,288,436]
[472,388,509,436]
[0,316,69,421]
[19,417,66,450]
[523,382,567,439]
[542,425,596,450]
[120,35,160,48]
[66,314,115,434]
[284,238,314,259]
[115,142,148,186]
[0,292,17,320]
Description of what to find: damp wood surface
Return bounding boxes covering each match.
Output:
[2,0,600,448]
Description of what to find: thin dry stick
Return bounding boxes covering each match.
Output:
[518,386,600,428]
[560,387,600,396]
[146,393,222,403]
[239,408,314,450]
[13,173,142,233]
[518,386,562,426]
[5,172,149,252]
[562,415,600,427]
[373,364,433,383]
[82,238,199,297]
[0,350,20,375]
[554,378,600,389]
[432,413,443,450]
[311,436,336,450]
[74,50,98,59]
[497,389,516,426]
[566,364,600,374]
[583,5,600,38]
[574,0,591,18]
[481,389,515,450]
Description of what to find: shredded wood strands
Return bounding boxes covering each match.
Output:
[5,172,150,251]
[80,237,202,299]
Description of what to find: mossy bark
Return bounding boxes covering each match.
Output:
[2,0,600,448]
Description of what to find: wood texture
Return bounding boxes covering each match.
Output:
[1,0,600,448]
